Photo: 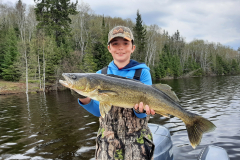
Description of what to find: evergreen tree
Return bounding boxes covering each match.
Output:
[92,16,112,70]
[230,59,239,74]
[34,0,78,46]
[83,37,97,72]
[171,55,182,78]
[1,28,21,81]
[154,54,166,79]
[133,10,146,62]
[216,55,224,75]
[0,23,7,78]
[101,16,112,66]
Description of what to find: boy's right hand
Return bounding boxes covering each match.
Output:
[71,90,91,105]
[134,102,155,115]
[78,97,91,105]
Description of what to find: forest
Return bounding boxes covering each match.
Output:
[0,0,240,93]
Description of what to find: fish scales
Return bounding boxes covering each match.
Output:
[95,73,187,118]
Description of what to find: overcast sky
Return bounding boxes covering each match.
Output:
[2,0,240,50]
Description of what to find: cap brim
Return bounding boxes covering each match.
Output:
[108,36,132,44]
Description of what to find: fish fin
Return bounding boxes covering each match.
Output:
[184,114,216,149]
[98,90,118,96]
[99,102,112,118]
[155,110,170,118]
[153,84,180,102]
[160,113,171,118]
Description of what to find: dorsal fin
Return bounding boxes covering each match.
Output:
[153,83,180,102]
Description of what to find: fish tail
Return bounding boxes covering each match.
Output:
[184,114,216,149]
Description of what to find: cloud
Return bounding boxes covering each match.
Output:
[2,0,240,50]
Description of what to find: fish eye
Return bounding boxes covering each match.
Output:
[70,74,77,80]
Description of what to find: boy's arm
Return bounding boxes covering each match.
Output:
[133,68,153,118]
[78,98,101,117]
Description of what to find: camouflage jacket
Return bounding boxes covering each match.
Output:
[95,106,155,160]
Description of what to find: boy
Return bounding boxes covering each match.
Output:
[78,26,155,160]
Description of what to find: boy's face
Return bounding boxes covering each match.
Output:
[108,37,135,64]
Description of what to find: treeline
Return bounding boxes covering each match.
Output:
[0,0,240,92]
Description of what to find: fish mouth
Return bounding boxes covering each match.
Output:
[59,79,70,88]
[59,74,73,88]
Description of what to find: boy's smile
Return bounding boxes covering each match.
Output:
[108,37,136,68]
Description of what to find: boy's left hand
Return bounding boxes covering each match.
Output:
[134,102,155,115]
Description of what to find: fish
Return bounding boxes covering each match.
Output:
[59,73,216,149]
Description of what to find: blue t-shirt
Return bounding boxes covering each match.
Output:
[78,59,152,118]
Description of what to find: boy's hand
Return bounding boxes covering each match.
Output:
[134,102,155,115]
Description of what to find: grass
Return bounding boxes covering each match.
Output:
[0,80,40,95]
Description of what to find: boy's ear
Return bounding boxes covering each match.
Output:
[132,45,136,52]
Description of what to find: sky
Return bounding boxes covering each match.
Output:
[2,0,240,51]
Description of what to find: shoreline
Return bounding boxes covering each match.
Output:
[0,80,62,95]
[0,74,238,95]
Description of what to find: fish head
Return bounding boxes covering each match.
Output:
[59,73,100,96]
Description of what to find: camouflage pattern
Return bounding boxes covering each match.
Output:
[95,106,154,160]
[108,26,134,44]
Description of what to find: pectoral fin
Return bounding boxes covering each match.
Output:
[155,110,171,118]
[153,84,180,102]
[99,102,112,118]
[98,90,118,96]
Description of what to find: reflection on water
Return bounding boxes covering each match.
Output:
[0,76,240,160]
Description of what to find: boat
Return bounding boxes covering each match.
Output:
[149,123,229,160]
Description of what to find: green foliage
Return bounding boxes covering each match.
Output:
[92,17,112,70]
[93,42,112,70]
[193,68,203,76]
[1,3,240,84]
[34,0,78,46]
[133,10,146,62]
[230,59,240,74]
[0,24,7,78]
[1,28,21,81]
[153,43,183,79]
[83,37,98,72]
[184,57,200,74]
[44,36,74,83]
[215,55,230,75]
[171,55,182,78]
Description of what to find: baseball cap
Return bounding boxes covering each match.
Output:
[108,26,134,44]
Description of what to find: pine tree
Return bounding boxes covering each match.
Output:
[0,23,7,78]
[92,16,112,70]
[133,10,146,62]
[34,0,78,46]
[83,37,97,72]
[101,16,112,66]
[1,28,21,81]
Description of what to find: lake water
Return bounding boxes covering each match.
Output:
[0,76,240,160]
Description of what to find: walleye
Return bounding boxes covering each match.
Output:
[59,73,216,149]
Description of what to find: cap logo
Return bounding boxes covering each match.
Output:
[124,31,131,38]
[113,27,124,35]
